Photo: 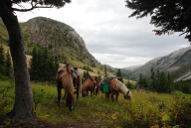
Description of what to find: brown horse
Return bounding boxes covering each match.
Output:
[56,65,75,111]
[101,78,132,101]
[71,67,80,99]
[81,76,99,97]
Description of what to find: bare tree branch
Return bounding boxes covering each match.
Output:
[12,1,53,12]
[12,6,53,12]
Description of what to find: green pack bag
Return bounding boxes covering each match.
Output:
[102,84,109,93]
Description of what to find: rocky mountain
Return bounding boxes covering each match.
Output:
[0,17,103,72]
[123,47,191,81]
[22,17,101,68]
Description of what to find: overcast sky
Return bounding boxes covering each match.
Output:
[16,0,189,68]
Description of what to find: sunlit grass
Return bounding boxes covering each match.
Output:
[0,80,190,128]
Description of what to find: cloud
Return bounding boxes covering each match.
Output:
[16,0,189,68]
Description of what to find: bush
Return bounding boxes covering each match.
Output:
[168,96,191,128]
[125,103,163,128]
[0,86,13,114]
[33,89,46,116]
[126,82,136,89]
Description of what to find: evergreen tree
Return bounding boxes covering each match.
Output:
[116,69,122,77]
[138,73,147,89]
[150,68,156,90]
[149,69,173,93]
[126,0,191,41]
[30,48,58,81]
[82,70,90,83]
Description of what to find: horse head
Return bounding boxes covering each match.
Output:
[124,90,132,100]
[89,76,98,86]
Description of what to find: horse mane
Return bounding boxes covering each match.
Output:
[114,78,129,94]
[65,65,72,74]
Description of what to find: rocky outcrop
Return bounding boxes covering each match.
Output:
[21,17,100,68]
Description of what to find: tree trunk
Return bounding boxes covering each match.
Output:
[0,2,34,121]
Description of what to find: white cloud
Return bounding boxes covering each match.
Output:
[16,0,189,68]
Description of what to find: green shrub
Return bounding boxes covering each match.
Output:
[0,86,13,114]
[168,96,191,127]
[33,89,46,116]
[125,103,163,128]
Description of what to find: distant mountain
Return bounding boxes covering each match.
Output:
[123,65,141,71]
[123,47,191,81]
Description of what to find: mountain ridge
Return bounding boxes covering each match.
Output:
[122,46,191,81]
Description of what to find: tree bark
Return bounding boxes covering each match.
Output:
[0,2,34,121]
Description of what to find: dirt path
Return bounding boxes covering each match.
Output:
[1,120,107,128]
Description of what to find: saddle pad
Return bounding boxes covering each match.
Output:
[102,84,109,93]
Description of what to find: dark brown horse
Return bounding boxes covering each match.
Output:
[56,65,75,111]
[81,76,99,97]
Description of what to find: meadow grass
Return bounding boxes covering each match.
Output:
[0,80,191,128]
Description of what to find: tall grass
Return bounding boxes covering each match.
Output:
[0,80,191,128]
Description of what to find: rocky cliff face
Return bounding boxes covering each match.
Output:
[20,17,101,68]
[123,47,191,81]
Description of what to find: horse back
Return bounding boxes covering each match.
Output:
[109,79,121,92]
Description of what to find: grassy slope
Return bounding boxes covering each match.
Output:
[1,80,183,128]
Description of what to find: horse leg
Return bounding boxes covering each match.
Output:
[105,93,110,100]
[116,92,119,102]
[91,90,93,97]
[66,92,75,111]
[111,93,115,102]
[76,85,79,99]
[57,87,61,106]
[95,86,99,96]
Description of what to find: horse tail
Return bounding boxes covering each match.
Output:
[95,84,100,96]
[76,81,80,99]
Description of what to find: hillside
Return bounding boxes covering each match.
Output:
[0,17,112,75]
[22,17,102,69]
[123,47,191,80]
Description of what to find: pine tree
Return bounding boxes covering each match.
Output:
[116,69,122,77]
[126,0,191,41]
[30,48,59,81]
[150,68,156,90]
[82,70,90,83]
[138,73,147,89]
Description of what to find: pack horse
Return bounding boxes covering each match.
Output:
[101,77,132,101]
[56,65,79,111]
